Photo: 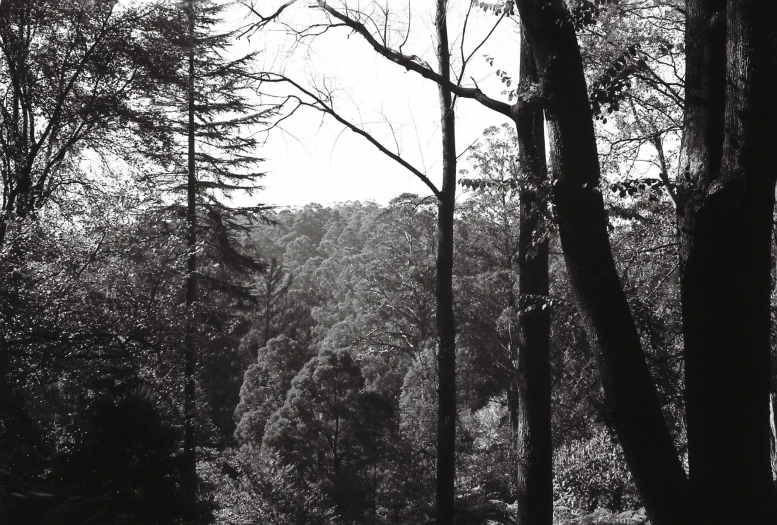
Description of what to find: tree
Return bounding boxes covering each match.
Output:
[458,114,552,525]
[246,1,777,522]
[512,34,552,525]
[313,196,438,358]
[0,0,178,475]
[0,182,198,522]
[499,5,689,520]
[153,0,270,503]
[263,348,394,523]
[248,0,465,517]
[678,1,777,522]
[0,0,171,247]
[256,258,293,351]
[234,335,312,447]
[432,1,458,521]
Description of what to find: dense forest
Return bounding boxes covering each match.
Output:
[1,1,777,525]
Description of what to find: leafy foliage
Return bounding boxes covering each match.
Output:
[234,335,313,447]
[263,348,395,522]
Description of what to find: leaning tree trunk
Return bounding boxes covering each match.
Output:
[680,1,777,523]
[511,1,689,523]
[511,30,552,525]
[183,0,198,507]
[434,0,457,522]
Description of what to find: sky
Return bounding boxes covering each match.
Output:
[224,1,522,207]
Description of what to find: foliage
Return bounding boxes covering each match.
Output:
[234,335,313,447]
[553,427,640,513]
[199,449,340,525]
[0,0,173,241]
[263,348,395,522]
[0,0,706,515]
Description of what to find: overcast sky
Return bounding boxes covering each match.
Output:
[225,0,521,207]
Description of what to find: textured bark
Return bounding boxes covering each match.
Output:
[434,0,456,522]
[183,0,198,506]
[677,0,725,269]
[681,1,777,522]
[511,32,552,525]
[511,1,689,523]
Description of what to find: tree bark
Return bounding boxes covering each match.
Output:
[512,1,689,523]
[770,393,777,481]
[681,1,777,522]
[183,0,198,507]
[511,31,552,525]
[434,0,456,523]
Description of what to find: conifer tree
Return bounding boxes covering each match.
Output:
[152,0,271,504]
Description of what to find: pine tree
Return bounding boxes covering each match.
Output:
[151,0,272,505]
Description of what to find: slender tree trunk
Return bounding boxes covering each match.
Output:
[511,30,552,525]
[681,2,777,523]
[770,393,777,481]
[263,258,276,348]
[511,1,689,523]
[183,0,198,507]
[434,0,456,522]
[0,314,12,486]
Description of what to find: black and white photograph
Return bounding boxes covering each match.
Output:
[1,1,774,524]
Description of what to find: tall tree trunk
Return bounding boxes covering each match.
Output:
[770,393,777,482]
[183,0,198,507]
[434,0,456,522]
[511,31,552,525]
[263,259,275,347]
[511,1,689,523]
[681,1,777,523]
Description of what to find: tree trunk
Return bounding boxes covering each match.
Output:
[770,393,777,481]
[511,31,552,525]
[183,0,198,508]
[263,259,275,348]
[682,183,776,524]
[512,1,689,523]
[434,0,456,522]
[681,2,777,523]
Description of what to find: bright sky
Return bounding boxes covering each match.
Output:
[227,1,521,207]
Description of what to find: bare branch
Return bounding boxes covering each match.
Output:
[457,9,505,88]
[626,98,679,208]
[316,0,521,119]
[398,2,412,54]
[255,72,442,199]
[646,260,679,300]
[651,134,678,208]
[238,0,298,38]
[458,0,475,84]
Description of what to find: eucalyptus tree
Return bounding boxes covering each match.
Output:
[246,0,468,518]
[262,349,395,523]
[678,1,777,522]
[234,335,313,447]
[459,113,552,525]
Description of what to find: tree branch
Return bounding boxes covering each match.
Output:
[256,72,442,199]
[238,0,298,38]
[316,0,521,119]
